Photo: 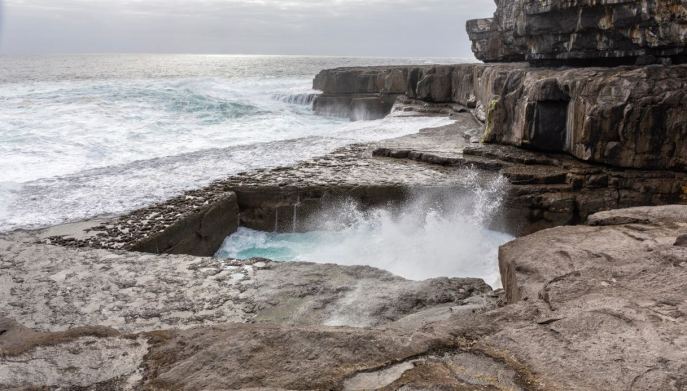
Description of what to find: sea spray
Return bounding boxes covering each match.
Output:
[272,92,319,106]
[216,173,513,288]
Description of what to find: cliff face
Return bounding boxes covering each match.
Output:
[467,0,687,65]
[314,63,687,171]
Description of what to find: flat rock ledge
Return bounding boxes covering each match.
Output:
[2,204,686,390]
[9,110,687,256]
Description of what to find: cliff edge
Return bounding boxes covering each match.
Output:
[467,0,687,66]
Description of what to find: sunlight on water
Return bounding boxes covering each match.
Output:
[217,174,513,288]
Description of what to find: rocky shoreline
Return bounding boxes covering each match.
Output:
[3,1,687,389]
[3,69,687,391]
[10,106,686,255]
[2,205,686,390]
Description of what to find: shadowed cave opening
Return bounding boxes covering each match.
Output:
[528,99,570,152]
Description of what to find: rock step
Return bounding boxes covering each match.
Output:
[372,147,504,171]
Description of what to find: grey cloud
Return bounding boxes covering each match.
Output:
[0,0,495,57]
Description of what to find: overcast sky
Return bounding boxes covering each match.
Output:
[0,0,495,57]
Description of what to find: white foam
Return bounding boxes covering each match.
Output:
[0,55,467,232]
[0,75,452,232]
[217,174,512,288]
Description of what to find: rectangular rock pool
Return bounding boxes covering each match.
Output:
[215,190,514,289]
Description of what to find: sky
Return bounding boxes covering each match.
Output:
[0,0,495,57]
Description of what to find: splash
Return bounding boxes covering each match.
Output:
[272,92,319,105]
[216,174,513,288]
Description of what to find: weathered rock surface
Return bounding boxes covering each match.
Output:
[0,318,148,390]
[314,63,687,171]
[19,192,240,257]
[467,0,687,65]
[0,239,491,333]
[492,205,687,390]
[140,324,532,391]
[3,205,686,390]
[374,114,687,233]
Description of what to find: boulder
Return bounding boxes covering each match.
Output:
[490,205,687,390]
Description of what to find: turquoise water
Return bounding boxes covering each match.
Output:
[217,186,514,288]
[219,230,334,261]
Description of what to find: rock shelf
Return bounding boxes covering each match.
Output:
[3,1,687,387]
[314,63,687,170]
[2,206,686,390]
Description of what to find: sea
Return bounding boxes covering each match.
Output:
[0,54,512,286]
[0,54,469,232]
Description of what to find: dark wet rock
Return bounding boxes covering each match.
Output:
[415,65,455,103]
[130,192,239,256]
[467,0,687,66]
[21,192,239,257]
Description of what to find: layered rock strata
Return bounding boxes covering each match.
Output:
[374,117,687,233]
[312,66,417,120]
[467,0,687,65]
[314,63,687,171]
[17,191,240,257]
[2,205,686,390]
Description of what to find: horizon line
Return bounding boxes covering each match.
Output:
[0,51,478,60]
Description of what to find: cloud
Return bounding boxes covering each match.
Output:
[0,0,495,56]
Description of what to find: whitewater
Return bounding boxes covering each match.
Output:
[0,54,513,286]
[217,174,512,288]
[0,55,465,232]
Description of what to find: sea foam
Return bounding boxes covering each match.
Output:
[0,55,461,232]
[216,173,512,288]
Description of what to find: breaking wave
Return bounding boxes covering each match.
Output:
[216,173,512,288]
[272,92,319,106]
